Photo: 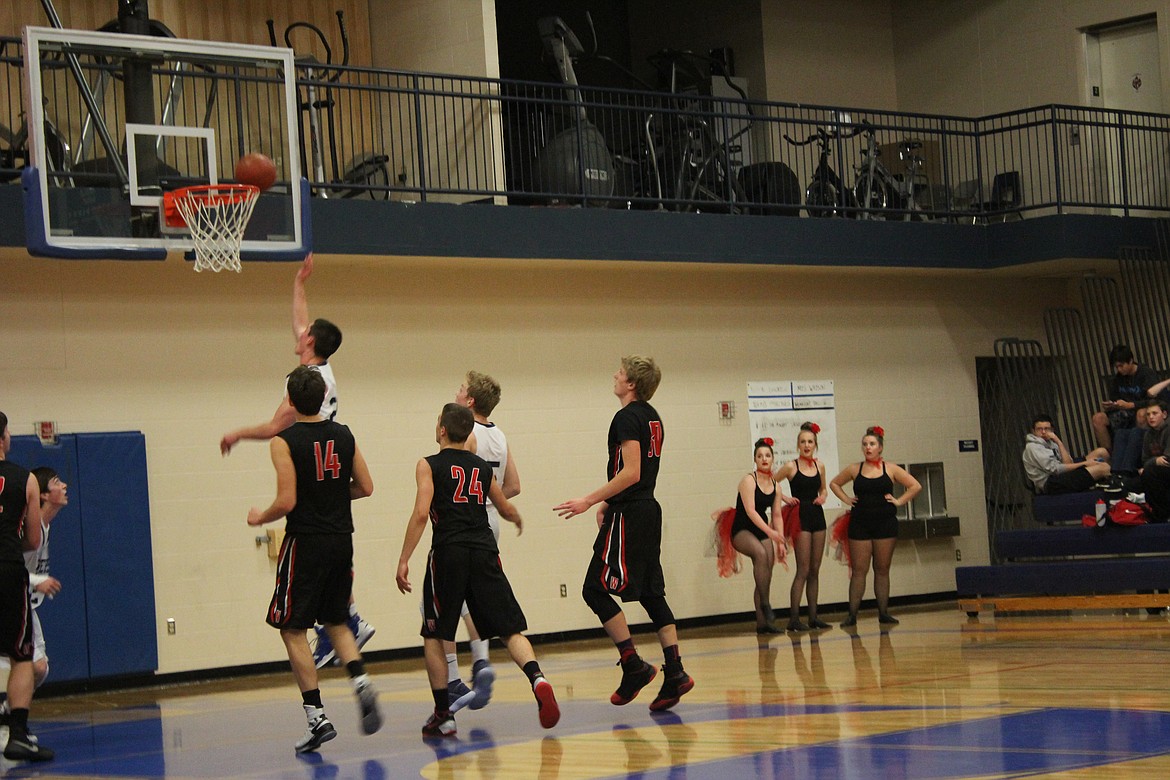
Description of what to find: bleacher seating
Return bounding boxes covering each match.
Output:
[956,522,1170,615]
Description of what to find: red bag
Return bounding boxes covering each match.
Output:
[1106,499,1150,526]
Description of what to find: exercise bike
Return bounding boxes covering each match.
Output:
[267,11,389,199]
[852,119,926,220]
[784,121,862,218]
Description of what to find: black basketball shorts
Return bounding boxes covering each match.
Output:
[266,533,353,630]
[421,545,527,642]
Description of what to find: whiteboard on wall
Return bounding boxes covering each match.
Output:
[747,380,842,508]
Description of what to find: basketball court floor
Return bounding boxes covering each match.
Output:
[14,605,1170,778]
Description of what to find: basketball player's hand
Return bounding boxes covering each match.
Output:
[297,254,313,282]
[220,433,239,456]
[509,515,524,535]
[396,561,412,593]
[246,507,265,526]
[35,577,61,598]
[554,498,591,519]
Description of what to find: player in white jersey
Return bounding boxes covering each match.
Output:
[435,371,522,713]
[0,467,66,740]
[218,256,373,667]
[473,418,512,540]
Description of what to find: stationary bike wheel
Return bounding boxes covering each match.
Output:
[805,179,839,218]
[854,174,888,218]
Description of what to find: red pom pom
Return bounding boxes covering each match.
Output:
[762,437,774,447]
[873,426,885,438]
[809,423,821,434]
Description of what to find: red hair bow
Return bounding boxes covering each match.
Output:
[809,423,821,434]
[762,437,774,447]
[872,426,885,437]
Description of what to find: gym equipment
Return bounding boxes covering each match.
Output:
[267,11,389,199]
[535,16,614,205]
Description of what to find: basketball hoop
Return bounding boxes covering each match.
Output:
[163,184,260,272]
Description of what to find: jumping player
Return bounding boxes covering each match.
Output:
[247,367,382,753]
[0,412,53,762]
[396,403,558,737]
[554,356,694,712]
[440,371,523,714]
[220,255,375,666]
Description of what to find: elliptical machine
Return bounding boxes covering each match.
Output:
[535,16,614,206]
[267,11,389,199]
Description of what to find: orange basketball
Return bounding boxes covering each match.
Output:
[235,152,277,191]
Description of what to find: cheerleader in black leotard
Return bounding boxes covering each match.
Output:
[829,426,921,628]
[730,438,797,633]
[774,422,830,632]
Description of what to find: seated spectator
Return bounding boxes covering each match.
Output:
[1023,414,1111,494]
[1139,399,1170,522]
[1090,345,1158,474]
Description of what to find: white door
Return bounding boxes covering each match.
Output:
[1087,20,1166,214]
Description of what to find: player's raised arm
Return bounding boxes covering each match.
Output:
[292,254,313,341]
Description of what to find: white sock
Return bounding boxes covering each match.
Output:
[351,673,370,691]
[349,602,360,619]
[446,653,460,683]
[303,704,325,724]
[470,638,490,665]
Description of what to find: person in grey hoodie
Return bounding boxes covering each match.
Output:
[1022,414,1111,494]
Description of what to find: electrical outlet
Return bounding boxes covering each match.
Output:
[167,618,176,635]
[955,549,962,561]
[559,584,567,598]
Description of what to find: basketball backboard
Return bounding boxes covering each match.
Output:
[21,26,309,260]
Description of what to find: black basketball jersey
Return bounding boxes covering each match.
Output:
[607,400,663,504]
[0,460,30,564]
[426,448,497,552]
[276,420,356,534]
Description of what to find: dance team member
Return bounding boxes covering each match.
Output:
[714,437,793,633]
[775,422,830,631]
[829,426,920,627]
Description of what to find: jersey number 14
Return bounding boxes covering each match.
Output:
[314,441,342,480]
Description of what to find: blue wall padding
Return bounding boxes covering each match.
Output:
[75,433,157,677]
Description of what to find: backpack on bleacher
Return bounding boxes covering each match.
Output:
[1106,499,1151,526]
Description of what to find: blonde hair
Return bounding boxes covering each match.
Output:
[465,371,502,416]
[621,355,662,401]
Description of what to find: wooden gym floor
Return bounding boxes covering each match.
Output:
[15,604,1170,778]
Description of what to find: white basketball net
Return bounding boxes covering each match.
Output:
[172,184,260,272]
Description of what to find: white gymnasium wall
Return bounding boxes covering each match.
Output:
[0,251,1050,674]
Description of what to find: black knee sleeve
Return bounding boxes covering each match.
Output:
[641,594,675,631]
[582,581,622,624]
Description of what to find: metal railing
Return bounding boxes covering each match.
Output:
[5,33,1170,220]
